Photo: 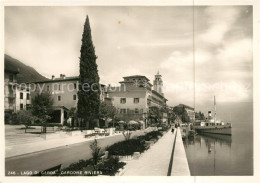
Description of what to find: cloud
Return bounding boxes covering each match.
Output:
[4,6,253,109]
[160,49,211,74]
[160,51,193,72]
[198,6,241,45]
[216,38,252,67]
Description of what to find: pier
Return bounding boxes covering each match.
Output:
[122,128,190,176]
[171,128,190,175]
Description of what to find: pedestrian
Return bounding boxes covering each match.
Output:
[171,127,174,134]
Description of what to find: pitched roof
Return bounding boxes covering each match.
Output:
[32,76,79,83]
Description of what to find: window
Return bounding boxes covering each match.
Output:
[9,74,14,82]
[73,95,76,100]
[20,104,23,110]
[26,93,30,100]
[74,83,77,89]
[58,85,61,91]
[20,92,23,99]
[134,98,139,104]
[135,108,139,114]
[47,85,50,92]
[120,109,126,114]
[26,88,29,92]
[58,96,61,101]
[120,98,126,104]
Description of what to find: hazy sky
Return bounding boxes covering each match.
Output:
[5,6,253,114]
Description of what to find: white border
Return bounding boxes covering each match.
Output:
[0,0,259,183]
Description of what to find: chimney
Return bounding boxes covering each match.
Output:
[52,75,55,80]
[60,74,66,79]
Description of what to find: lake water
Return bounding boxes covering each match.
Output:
[183,102,253,175]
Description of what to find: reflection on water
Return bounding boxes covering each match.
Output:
[183,131,253,175]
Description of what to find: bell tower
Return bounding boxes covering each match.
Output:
[153,71,163,95]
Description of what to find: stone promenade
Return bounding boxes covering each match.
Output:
[122,129,177,176]
[122,128,190,176]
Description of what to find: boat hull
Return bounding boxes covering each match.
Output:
[194,125,232,135]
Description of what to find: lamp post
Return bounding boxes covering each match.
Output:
[143,112,147,129]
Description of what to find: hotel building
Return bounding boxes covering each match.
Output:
[106,72,168,127]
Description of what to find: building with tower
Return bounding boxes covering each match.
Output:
[106,72,168,127]
[153,71,163,96]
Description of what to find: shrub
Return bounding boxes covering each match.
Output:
[62,159,92,172]
[8,112,19,125]
[90,139,102,166]
[52,157,125,176]
[4,112,11,124]
[136,130,163,142]
[96,157,126,176]
[145,131,163,141]
[17,110,37,127]
[107,139,146,156]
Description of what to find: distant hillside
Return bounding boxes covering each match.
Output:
[4,54,48,83]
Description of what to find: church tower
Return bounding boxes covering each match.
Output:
[153,71,163,95]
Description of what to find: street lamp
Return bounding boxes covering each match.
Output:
[143,112,147,129]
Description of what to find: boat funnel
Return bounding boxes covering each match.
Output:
[208,111,212,119]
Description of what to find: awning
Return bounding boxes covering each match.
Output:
[129,120,139,124]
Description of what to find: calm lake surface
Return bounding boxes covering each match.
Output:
[183,102,253,176]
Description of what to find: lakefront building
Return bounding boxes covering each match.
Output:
[4,62,31,115]
[175,104,195,122]
[106,72,168,127]
[15,84,31,111]
[4,65,19,114]
[30,74,107,124]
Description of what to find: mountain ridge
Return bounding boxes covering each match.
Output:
[4,54,48,83]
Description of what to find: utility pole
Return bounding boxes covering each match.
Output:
[214,96,216,124]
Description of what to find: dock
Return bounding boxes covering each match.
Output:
[121,127,190,176]
[170,128,190,175]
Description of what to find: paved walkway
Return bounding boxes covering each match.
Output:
[122,129,177,176]
[5,125,45,146]
[5,127,153,158]
[171,128,190,176]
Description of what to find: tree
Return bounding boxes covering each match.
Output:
[15,110,37,132]
[148,106,161,125]
[31,92,54,133]
[173,105,190,123]
[195,111,205,120]
[77,16,100,129]
[99,101,117,127]
[182,110,190,123]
